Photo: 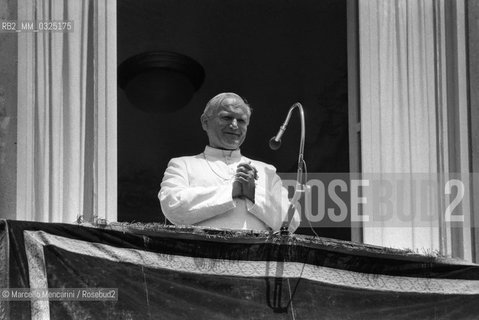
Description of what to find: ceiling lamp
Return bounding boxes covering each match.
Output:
[118,51,205,113]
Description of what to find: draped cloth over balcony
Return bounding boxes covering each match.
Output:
[1,220,478,319]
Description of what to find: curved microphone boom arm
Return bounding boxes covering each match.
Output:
[269,102,306,233]
[267,103,307,313]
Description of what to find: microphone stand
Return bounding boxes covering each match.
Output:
[268,103,306,314]
[279,102,306,236]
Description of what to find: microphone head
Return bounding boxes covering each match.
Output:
[269,137,282,150]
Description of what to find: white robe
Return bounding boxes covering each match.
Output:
[159,146,300,232]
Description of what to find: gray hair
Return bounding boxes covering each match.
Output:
[201,92,252,119]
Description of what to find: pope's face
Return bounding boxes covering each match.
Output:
[202,98,250,150]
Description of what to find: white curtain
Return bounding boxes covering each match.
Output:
[16,0,117,223]
[34,0,90,222]
[359,0,472,258]
[359,0,442,251]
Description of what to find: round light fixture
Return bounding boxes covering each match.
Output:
[118,51,205,113]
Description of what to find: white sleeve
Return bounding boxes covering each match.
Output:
[246,168,301,232]
[158,158,236,226]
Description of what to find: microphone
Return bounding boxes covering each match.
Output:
[269,102,306,234]
[269,103,299,150]
[269,126,286,150]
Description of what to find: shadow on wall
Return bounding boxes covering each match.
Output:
[118,166,166,223]
[306,69,349,173]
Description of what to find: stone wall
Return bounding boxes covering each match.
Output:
[0,0,17,219]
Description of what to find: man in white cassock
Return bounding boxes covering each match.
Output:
[159,92,300,232]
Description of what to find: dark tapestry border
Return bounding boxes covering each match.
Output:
[3,219,479,282]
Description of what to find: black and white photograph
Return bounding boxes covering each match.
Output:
[0,0,479,318]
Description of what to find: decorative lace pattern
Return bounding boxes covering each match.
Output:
[24,231,50,320]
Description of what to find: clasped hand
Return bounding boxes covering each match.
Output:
[232,162,258,203]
